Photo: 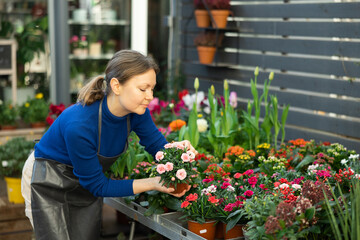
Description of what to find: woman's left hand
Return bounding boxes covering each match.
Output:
[174,140,198,155]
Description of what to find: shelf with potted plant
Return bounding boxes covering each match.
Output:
[189,0,240,66]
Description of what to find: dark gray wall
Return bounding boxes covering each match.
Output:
[179,0,360,152]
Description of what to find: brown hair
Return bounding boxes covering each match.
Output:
[77,49,159,105]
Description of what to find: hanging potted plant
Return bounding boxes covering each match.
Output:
[0,137,35,203]
[194,0,211,28]
[194,31,224,64]
[208,0,231,28]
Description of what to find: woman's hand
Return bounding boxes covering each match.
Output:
[173,140,198,156]
[153,176,191,197]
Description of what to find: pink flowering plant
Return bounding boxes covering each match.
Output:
[152,142,198,189]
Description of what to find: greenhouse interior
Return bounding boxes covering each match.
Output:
[0,0,359,240]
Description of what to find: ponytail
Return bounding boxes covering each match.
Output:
[77,76,106,105]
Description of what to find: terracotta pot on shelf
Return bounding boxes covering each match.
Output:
[197,46,217,64]
[31,122,46,128]
[188,220,216,240]
[215,221,224,239]
[170,182,190,194]
[195,9,210,28]
[223,223,245,240]
[1,125,17,130]
[210,10,230,28]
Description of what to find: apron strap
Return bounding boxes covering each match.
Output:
[97,98,131,155]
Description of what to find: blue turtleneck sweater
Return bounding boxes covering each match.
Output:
[34,97,167,197]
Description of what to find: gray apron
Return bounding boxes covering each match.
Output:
[31,99,130,240]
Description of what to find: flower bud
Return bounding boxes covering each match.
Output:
[169,103,174,109]
[211,85,215,95]
[194,77,199,90]
[254,67,259,76]
[224,79,228,90]
[269,72,274,81]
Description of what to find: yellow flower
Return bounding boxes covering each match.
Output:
[197,114,203,118]
[25,102,30,108]
[35,93,43,99]
[194,77,199,90]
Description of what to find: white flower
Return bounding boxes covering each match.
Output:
[340,159,348,165]
[354,174,360,179]
[182,91,206,110]
[226,185,235,192]
[0,99,3,105]
[201,188,209,195]
[279,183,289,189]
[349,154,359,160]
[2,161,8,167]
[207,185,217,193]
[292,184,302,190]
[197,119,208,133]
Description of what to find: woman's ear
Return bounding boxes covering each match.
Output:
[110,78,121,95]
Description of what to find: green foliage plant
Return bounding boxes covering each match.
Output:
[242,67,289,150]
[0,137,35,178]
[0,100,18,126]
[179,78,200,148]
[21,93,49,124]
[324,178,360,240]
[206,80,239,159]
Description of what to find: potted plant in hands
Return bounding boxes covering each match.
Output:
[0,100,18,130]
[194,31,224,64]
[20,93,49,128]
[0,137,35,203]
[151,142,198,194]
[194,0,211,28]
[208,0,231,28]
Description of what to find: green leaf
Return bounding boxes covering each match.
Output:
[305,207,315,220]
[295,155,315,170]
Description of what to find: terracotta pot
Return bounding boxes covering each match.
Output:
[31,122,46,128]
[211,10,230,28]
[1,125,17,130]
[188,220,216,240]
[170,182,190,194]
[195,9,210,28]
[197,46,217,64]
[215,221,224,239]
[223,223,245,240]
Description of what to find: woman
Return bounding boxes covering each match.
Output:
[21,50,196,240]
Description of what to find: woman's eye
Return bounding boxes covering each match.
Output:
[139,89,145,92]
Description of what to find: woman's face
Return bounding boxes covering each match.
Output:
[110,69,156,117]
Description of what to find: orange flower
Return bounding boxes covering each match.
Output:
[169,119,186,131]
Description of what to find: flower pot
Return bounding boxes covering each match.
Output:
[31,122,46,128]
[242,226,250,240]
[197,46,217,64]
[223,223,245,240]
[195,9,210,28]
[211,10,230,28]
[215,221,224,239]
[89,42,102,56]
[188,220,216,240]
[4,177,24,204]
[73,48,88,56]
[170,182,190,194]
[1,125,17,130]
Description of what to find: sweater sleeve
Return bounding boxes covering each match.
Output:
[64,122,134,197]
[132,109,168,156]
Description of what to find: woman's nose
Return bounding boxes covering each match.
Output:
[146,90,153,100]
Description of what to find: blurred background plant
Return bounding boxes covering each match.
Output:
[0,137,35,178]
[0,100,19,129]
[20,93,49,124]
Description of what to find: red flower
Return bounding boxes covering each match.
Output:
[178,89,189,100]
[244,190,254,197]
[243,169,254,176]
[181,201,190,208]
[208,195,219,204]
[274,182,281,188]
[186,193,198,202]
[248,176,258,186]
[234,173,242,179]
[259,184,268,190]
